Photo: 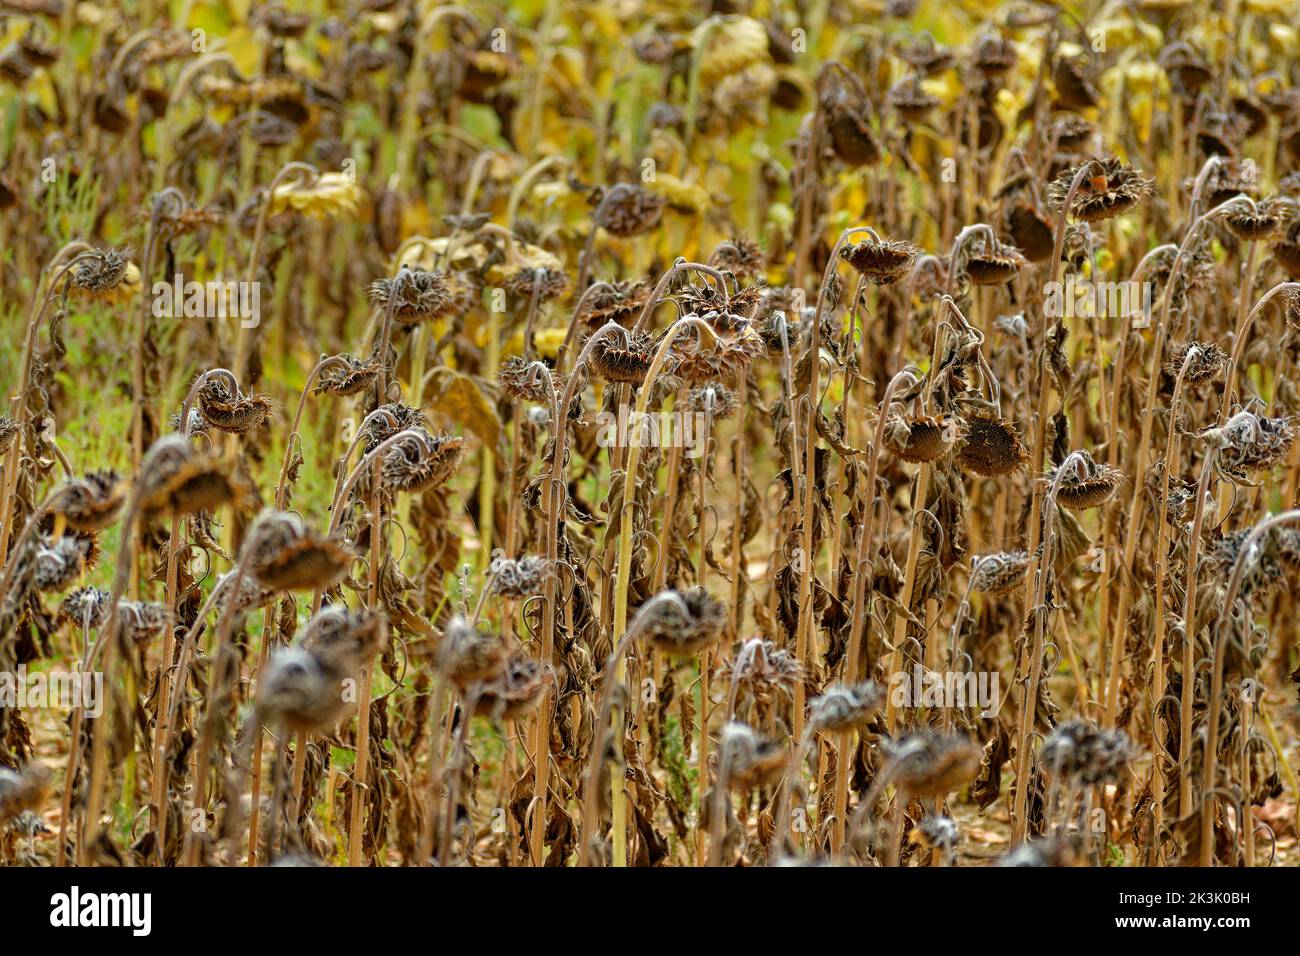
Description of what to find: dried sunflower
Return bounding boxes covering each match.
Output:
[823,82,882,167]
[361,403,426,451]
[487,555,553,597]
[1006,199,1055,262]
[707,236,765,281]
[33,534,93,592]
[1040,721,1137,785]
[137,435,247,517]
[885,413,958,463]
[593,183,666,238]
[887,76,939,122]
[634,587,727,656]
[1220,196,1296,242]
[375,429,466,495]
[970,551,1031,594]
[956,414,1027,476]
[972,32,1018,76]
[840,237,921,284]
[59,470,125,532]
[963,238,1027,285]
[195,377,275,434]
[116,601,169,643]
[71,246,133,293]
[504,267,569,303]
[436,615,506,688]
[246,512,355,591]
[474,655,550,719]
[886,731,981,798]
[1164,341,1228,386]
[0,417,19,454]
[1046,451,1122,511]
[809,682,885,732]
[721,722,788,790]
[257,645,353,734]
[367,267,454,325]
[59,586,110,629]
[588,328,660,384]
[314,353,381,397]
[1273,221,1300,278]
[1052,56,1099,111]
[1207,411,1296,476]
[576,280,652,328]
[1047,157,1154,222]
[673,326,766,385]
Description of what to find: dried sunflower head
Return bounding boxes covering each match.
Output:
[970,551,1030,594]
[887,76,939,123]
[673,326,766,385]
[1006,199,1055,262]
[1040,720,1137,785]
[956,414,1028,476]
[898,35,955,76]
[504,267,569,303]
[963,237,1027,285]
[1047,157,1154,222]
[681,383,738,419]
[195,377,275,434]
[257,645,352,734]
[885,413,959,463]
[245,512,355,592]
[300,606,385,670]
[314,353,381,397]
[1205,528,1287,598]
[498,356,556,405]
[116,601,169,644]
[1219,195,1297,242]
[1052,55,1099,111]
[60,470,126,532]
[361,403,426,451]
[1164,341,1228,386]
[717,638,803,704]
[1049,115,1094,151]
[823,80,882,167]
[474,654,550,719]
[886,730,981,798]
[1206,411,1296,477]
[997,832,1085,867]
[576,279,652,328]
[33,533,93,592]
[436,615,507,688]
[808,682,885,732]
[633,587,727,656]
[1046,450,1122,511]
[1158,40,1212,95]
[972,31,1018,76]
[593,183,666,238]
[138,435,248,517]
[367,267,454,325]
[840,236,921,284]
[588,328,660,384]
[707,236,765,281]
[720,721,789,791]
[376,429,466,495]
[487,555,553,598]
[71,246,133,293]
[1273,221,1300,279]
[59,586,110,629]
